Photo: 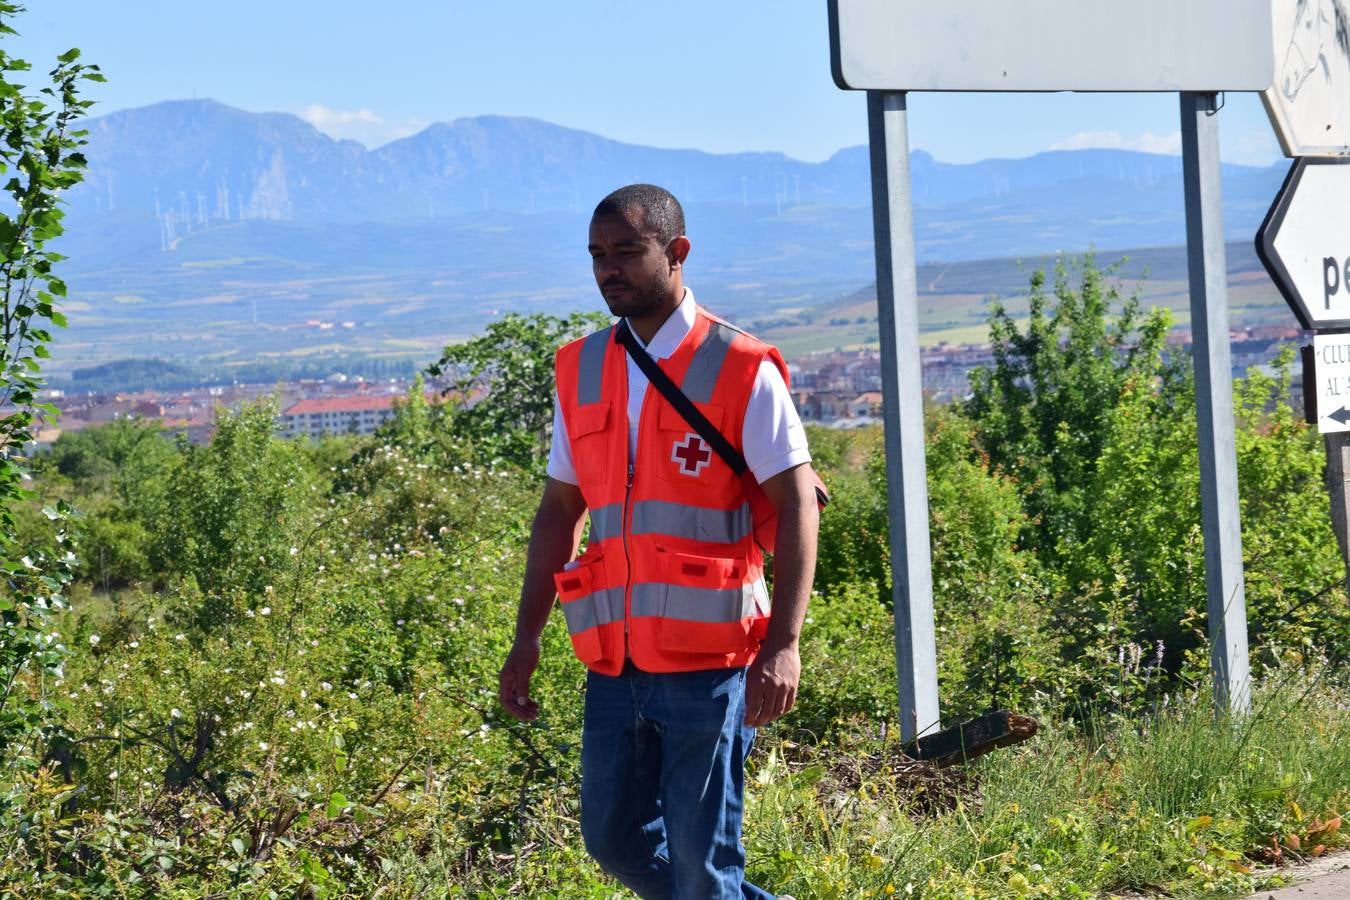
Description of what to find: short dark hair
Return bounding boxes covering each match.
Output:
[593,184,686,246]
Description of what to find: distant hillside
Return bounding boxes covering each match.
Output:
[65,99,1288,260]
[43,99,1297,371]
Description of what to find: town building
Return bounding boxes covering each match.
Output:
[278,394,405,439]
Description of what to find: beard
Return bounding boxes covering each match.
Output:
[600,274,669,319]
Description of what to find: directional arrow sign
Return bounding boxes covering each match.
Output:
[1312,333,1350,434]
[1257,158,1350,329]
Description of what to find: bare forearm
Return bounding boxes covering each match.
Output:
[763,490,819,651]
[514,496,585,647]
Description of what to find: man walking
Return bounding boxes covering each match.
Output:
[499,184,819,899]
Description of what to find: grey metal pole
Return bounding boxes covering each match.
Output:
[1323,433,1350,596]
[866,90,941,741]
[1179,91,1252,716]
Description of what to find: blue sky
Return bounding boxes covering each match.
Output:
[10,1,1284,166]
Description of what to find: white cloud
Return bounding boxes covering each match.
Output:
[1050,125,1286,167]
[299,104,429,148]
[1050,129,1182,155]
[1224,128,1283,167]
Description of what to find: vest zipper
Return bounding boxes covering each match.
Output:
[622,463,634,656]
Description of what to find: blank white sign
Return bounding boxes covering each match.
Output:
[829,0,1274,92]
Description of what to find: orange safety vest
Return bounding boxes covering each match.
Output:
[553,307,789,675]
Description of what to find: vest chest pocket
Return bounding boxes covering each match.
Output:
[568,401,611,487]
[654,403,735,490]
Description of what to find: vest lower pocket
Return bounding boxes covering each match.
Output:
[643,551,767,655]
[554,556,622,667]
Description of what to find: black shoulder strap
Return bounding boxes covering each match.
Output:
[614,319,749,477]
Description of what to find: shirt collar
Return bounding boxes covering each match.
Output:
[627,287,696,361]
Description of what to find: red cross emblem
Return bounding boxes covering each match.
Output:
[671,432,712,477]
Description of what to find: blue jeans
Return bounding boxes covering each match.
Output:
[581,663,775,900]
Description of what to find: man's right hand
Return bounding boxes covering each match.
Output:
[499,639,542,721]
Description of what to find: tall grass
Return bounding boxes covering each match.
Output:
[743,673,1350,899]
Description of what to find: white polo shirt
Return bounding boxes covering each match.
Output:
[547,290,811,485]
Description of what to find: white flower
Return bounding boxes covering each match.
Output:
[109,770,118,780]
[170,708,182,719]
[258,741,269,751]
[174,633,186,642]
[128,640,139,649]
[88,634,100,646]
[320,682,333,691]
[289,547,299,556]
[260,607,271,616]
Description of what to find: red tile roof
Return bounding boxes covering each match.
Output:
[283,395,401,416]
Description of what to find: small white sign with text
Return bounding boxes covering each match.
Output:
[1314,333,1350,433]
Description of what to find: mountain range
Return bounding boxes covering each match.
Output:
[48,99,1294,371]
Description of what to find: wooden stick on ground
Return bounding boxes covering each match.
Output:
[903,710,1039,768]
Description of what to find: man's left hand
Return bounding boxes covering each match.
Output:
[744,641,801,727]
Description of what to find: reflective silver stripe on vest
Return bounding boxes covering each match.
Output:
[560,586,626,635]
[589,503,624,543]
[576,328,611,406]
[631,500,752,545]
[630,578,768,624]
[681,323,735,404]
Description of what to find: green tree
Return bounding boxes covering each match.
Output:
[1072,348,1350,673]
[35,419,175,588]
[964,257,1349,700]
[150,399,312,627]
[425,311,609,468]
[0,4,100,757]
[812,411,1056,715]
[964,256,1180,561]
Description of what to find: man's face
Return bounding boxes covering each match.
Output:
[588,207,676,319]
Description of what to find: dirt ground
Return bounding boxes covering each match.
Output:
[1245,852,1350,899]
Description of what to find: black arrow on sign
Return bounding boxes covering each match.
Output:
[1329,407,1350,426]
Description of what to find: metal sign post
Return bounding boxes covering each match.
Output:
[865,91,941,742]
[1180,91,1252,716]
